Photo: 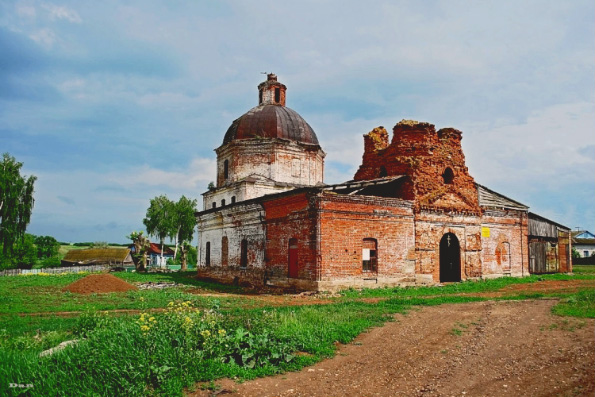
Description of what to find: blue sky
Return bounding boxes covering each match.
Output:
[1,0,593,243]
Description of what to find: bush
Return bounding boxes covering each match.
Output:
[39,256,62,268]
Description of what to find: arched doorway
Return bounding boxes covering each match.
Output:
[288,238,298,278]
[440,233,461,282]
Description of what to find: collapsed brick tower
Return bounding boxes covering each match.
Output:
[354,120,481,213]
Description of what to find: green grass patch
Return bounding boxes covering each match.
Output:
[573,264,595,275]
[0,269,593,396]
[552,289,595,318]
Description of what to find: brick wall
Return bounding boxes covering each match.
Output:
[354,121,480,213]
[316,193,416,287]
[480,209,529,277]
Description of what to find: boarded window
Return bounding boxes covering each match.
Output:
[362,238,378,272]
[221,236,228,267]
[288,238,298,278]
[240,239,248,268]
[205,242,211,266]
[292,158,300,177]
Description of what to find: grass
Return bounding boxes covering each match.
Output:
[0,267,593,396]
[573,264,595,274]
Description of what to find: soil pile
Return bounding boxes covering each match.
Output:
[62,274,138,294]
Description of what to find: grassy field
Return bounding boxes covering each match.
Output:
[0,267,593,396]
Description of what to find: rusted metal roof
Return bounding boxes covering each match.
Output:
[476,183,528,210]
[223,104,319,146]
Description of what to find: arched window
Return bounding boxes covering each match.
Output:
[442,167,454,184]
[221,199,225,206]
[212,202,216,209]
[223,160,229,180]
[240,239,248,268]
[205,242,211,266]
[231,196,236,204]
[379,166,387,177]
[362,238,378,271]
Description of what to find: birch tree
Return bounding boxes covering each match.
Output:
[0,153,37,255]
[143,195,173,267]
[169,195,197,263]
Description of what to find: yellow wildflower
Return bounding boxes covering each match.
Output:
[200,330,211,339]
[140,325,150,332]
[218,329,226,336]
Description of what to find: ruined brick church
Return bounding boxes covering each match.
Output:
[196,74,571,291]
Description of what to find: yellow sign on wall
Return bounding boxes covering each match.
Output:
[481,227,490,238]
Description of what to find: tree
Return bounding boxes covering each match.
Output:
[143,195,173,267]
[572,247,581,259]
[34,235,60,259]
[127,231,151,271]
[0,233,37,270]
[169,195,197,265]
[0,153,37,255]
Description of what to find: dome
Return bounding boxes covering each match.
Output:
[222,104,320,145]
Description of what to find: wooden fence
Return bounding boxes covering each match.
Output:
[0,265,109,277]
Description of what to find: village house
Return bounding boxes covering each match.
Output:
[195,74,571,291]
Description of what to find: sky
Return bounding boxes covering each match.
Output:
[1,0,593,244]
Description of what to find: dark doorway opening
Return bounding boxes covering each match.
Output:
[288,238,298,278]
[440,233,461,282]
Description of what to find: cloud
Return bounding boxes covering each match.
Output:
[43,4,82,23]
[57,195,75,205]
[29,28,56,47]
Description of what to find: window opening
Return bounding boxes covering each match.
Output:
[379,166,387,177]
[274,87,280,103]
[221,236,228,267]
[221,199,225,206]
[288,238,298,278]
[224,160,229,179]
[362,238,378,272]
[442,167,454,184]
[205,242,211,266]
[212,202,216,209]
[240,239,248,268]
[231,196,236,204]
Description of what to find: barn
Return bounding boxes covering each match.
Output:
[195,74,571,291]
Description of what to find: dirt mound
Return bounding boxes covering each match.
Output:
[62,274,138,294]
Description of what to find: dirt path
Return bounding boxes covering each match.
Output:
[189,300,595,397]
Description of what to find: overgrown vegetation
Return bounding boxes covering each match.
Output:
[0,268,593,396]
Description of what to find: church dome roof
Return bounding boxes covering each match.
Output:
[222,104,319,145]
[222,73,320,146]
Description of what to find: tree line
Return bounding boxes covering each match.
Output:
[1,152,199,272]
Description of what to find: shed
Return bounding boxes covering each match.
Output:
[528,212,571,274]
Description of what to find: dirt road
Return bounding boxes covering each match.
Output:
[191,299,594,397]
